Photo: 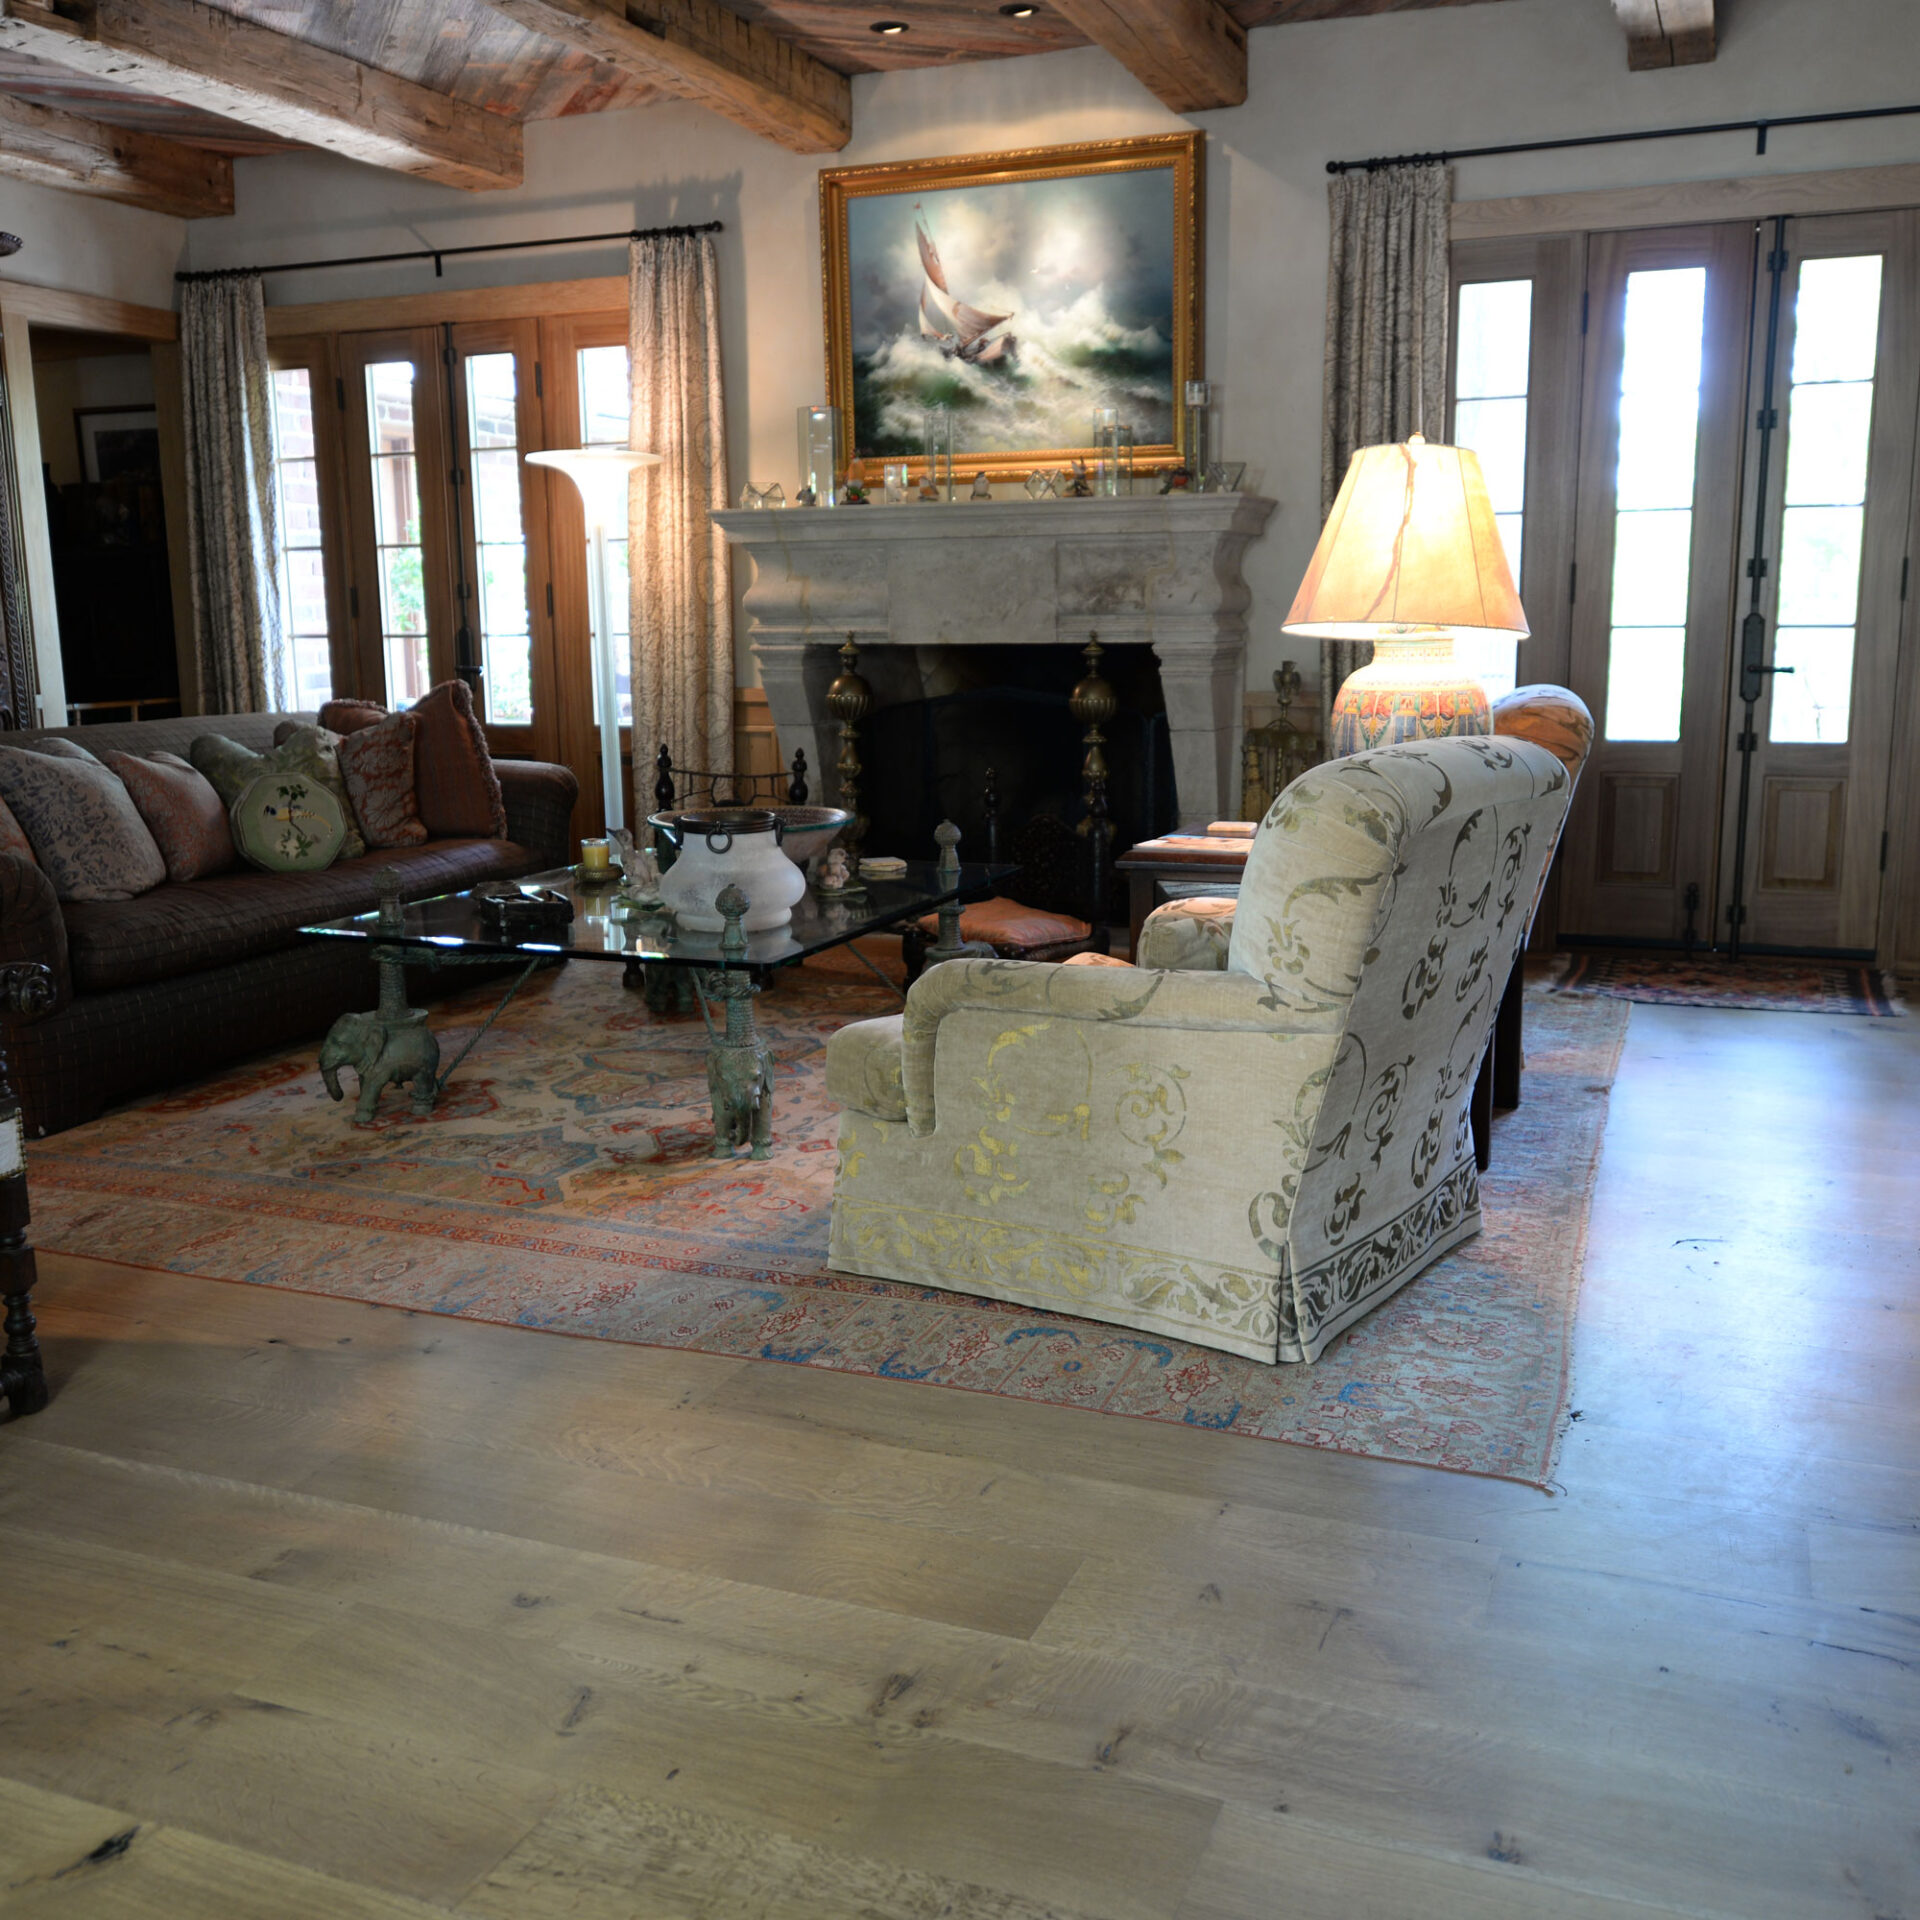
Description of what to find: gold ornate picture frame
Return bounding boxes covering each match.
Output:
[820,131,1204,482]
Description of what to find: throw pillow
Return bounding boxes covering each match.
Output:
[410,679,506,839]
[0,792,36,866]
[232,768,348,873]
[103,749,236,883]
[317,698,387,737]
[20,736,101,763]
[337,710,427,848]
[0,745,166,902]
[190,728,367,860]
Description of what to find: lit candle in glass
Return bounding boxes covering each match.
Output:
[579,837,612,873]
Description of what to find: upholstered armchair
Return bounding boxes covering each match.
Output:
[824,733,1576,1365]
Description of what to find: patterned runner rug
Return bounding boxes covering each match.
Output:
[1552,950,1901,1017]
[28,963,1627,1488]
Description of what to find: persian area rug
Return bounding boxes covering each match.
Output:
[27,962,1627,1488]
[1552,949,1901,1017]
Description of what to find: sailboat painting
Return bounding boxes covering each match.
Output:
[824,135,1201,474]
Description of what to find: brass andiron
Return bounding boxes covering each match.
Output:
[826,633,873,861]
[1239,660,1321,821]
[1070,633,1117,955]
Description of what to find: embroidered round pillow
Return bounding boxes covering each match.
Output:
[232,768,348,872]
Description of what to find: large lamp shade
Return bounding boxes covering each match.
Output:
[526,446,662,834]
[1286,434,1528,756]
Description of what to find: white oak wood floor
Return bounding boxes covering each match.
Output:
[0,1000,1915,1918]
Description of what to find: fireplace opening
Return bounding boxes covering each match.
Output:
[858,642,1175,923]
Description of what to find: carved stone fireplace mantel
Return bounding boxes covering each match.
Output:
[712,492,1276,821]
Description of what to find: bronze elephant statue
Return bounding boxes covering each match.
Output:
[319,1008,440,1125]
[707,1029,773,1160]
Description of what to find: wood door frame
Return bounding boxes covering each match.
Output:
[1449,231,1587,947]
[444,316,563,768]
[1558,222,1756,945]
[1717,209,1920,955]
[536,310,628,842]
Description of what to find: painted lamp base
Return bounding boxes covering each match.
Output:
[1327,636,1492,758]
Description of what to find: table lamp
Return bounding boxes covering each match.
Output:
[526,445,662,834]
[1284,434,1527,758]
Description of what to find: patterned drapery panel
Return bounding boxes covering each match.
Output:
[181,275,285,715]
[628,231,732,789]
[1317,162,1452,747]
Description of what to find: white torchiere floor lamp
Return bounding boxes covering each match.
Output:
[525,446,661,834]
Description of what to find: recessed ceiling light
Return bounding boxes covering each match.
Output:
[999,3,1038,15]
[871,18,909,31]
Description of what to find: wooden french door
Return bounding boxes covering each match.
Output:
[337,328,459,711]
[1558,224,1755,944]
[332,312,630,836]
[1714,211,1919,953]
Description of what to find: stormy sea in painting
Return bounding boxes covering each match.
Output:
[846,165,1177,458]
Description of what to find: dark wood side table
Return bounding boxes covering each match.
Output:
[1116,827,1525,1171]
[1116,830,1254,953]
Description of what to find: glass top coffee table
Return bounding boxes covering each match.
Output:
[299,855,1013,1155]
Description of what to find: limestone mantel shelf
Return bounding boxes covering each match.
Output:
[713,492,1276,821]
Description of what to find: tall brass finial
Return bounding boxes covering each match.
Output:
[826,633,873,858]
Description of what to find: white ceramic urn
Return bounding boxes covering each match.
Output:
[655,808,808,933]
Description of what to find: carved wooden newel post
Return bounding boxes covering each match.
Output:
[0,960,57,1417]
[1071,634,1117,955]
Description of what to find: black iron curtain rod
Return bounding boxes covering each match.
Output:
[1327,99,1920,173]
[174,219,723,284]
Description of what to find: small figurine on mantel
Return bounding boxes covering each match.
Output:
[916,470,942,503]
[839,460,871,506]
[968,471,993,501]
[1065,460,1094,498]
[795,483,817,508]
[1159,464,1195,494]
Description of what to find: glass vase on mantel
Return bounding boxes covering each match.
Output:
[1091,409,1135,497]
[921,404,953,502]
[1183,380,1215,489]
[797,405,840,508]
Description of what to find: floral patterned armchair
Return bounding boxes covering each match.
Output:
[824,731,1577,1364]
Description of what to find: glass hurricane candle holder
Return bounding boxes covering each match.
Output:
[921,404,953,502]
[1091,410,1134,497]
[1183,380,1214,489]
[797,405,840,508]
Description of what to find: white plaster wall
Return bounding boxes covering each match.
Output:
[0,180,185,308]
[178,0,1920,691]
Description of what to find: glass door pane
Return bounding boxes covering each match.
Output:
[1450,277,1530,700]
[463,350,532,726]
[267,365,333,709]
[577,342,633,725]
[1604,266,1707,742]
[365,359,430,706]
[1768,255,1883,744]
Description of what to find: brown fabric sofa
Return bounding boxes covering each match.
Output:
[0,711,578,1136]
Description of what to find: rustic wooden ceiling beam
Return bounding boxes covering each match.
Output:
[478,0,849,153]
[1612,0,1716,71]
[0,0,523,191]
[1044,0,1247,112]
[0,83,230,217]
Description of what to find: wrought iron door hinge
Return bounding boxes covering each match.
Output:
[1736,728,1758,751]
[1746,556,1769,579]
[1766,248,1789,272]
[1756,407,1779,430]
